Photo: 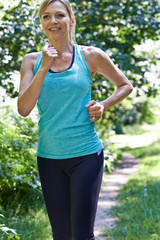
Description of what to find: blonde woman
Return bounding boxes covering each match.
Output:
[18,0,133,239]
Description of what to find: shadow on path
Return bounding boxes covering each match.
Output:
[94,153,140,240]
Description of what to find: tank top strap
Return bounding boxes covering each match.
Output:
[33,52,42,75]
[75,44,93,81]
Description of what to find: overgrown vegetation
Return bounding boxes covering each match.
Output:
[112,95,159,134]
[0,214,20,240]
[0,209,52,240]
[0,106,48,240]
[0,106,40,209]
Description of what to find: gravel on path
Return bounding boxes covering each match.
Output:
[94,153,139,240]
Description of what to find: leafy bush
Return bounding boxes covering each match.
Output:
[112,96,159,134]
[0,214,20,240]
[95,116,122,172]
[122,106,141,125]
[0,106,41,209]
[133,98,157,124]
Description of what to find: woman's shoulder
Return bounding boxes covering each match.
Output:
[22,52,41,70]
[80,45,104,61]
[23,52,40,63]
[80,45,101,55]
[79,45,104,72]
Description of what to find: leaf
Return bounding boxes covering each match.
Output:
[1,226,17,234]
[15,235,20,240]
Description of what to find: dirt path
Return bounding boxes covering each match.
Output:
[94,153,140,239]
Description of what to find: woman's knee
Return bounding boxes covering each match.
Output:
[72,229,95,240]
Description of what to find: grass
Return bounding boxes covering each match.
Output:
[0,200,52,240]
[105,124,160,240]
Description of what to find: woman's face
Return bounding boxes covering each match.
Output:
[41,1,73,42]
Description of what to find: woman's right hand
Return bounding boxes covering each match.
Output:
[41,44,59,71]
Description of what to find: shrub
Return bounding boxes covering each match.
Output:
[0,214,20,240]
[112,96,159,134]
[0,106,41,209]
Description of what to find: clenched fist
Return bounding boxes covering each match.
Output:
[85,100,104,122]
[41,44,59,71]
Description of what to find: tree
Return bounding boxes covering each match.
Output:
[0,0,42,97]
[74,0,160,98]
[0,0,160,97]
[0,0,159,98]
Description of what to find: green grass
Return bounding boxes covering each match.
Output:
[105,135,160,239]
[0,201,52,240]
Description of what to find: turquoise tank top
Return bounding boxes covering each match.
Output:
[33,44,102,159]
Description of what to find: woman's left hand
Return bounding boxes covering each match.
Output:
[85,100,104,122]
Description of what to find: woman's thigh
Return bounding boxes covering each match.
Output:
[70,149,104,240]
[37,156,72,240]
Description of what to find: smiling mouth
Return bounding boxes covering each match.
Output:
[49,28,61,31]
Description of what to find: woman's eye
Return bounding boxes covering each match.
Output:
[43,15,50,19]
[58,14,65,17]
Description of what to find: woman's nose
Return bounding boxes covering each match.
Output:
[51,16,58,23]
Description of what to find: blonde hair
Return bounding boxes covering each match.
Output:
[38,0,76,42]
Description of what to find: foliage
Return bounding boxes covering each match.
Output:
[95,116,122,172]
[111,96,159,134]
[127,99,156,125]
[0,0,42,97]
[0,214,20,240]
[0,104,50,238]
[74,0,160,98]
[0,0,160,98]
[122,123,150,136]
[0,106,41,208]
[0,208,52,240]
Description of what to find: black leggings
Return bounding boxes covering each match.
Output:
[37,149,104,240]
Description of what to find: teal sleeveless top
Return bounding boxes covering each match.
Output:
[33,44,102,159]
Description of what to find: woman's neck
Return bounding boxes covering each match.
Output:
[49,39,74,56]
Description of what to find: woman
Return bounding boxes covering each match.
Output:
[18,0,133,239]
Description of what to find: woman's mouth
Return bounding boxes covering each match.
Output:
[49,27,61,31]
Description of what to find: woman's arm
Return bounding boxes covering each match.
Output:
[17,45,58,117]
[85,47,133,122]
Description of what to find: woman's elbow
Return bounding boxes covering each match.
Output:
[128,82,134,94]
[17,107,30,118]
[17,100,30,118]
